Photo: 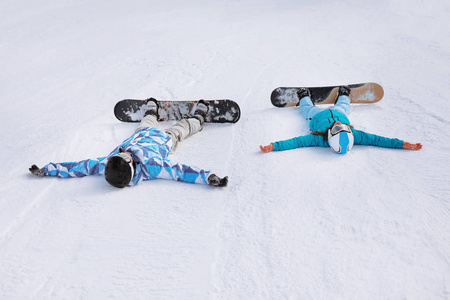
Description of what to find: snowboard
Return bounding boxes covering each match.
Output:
[271,82,384,107]
[114,99,241,123]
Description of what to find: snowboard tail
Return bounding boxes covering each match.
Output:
[271,82,384,107]
[114,99,241,123]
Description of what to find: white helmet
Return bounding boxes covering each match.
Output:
[327,123,354,154]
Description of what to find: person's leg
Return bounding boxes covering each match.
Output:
[165,118,203,152]
[331,95,351,116]
[299,96,324,124]
[331,86,351,115]
[135,114,158,132]
[135,99,159,132]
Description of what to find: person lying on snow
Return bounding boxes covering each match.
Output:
[29,100,228,188]
[260,86,422,154]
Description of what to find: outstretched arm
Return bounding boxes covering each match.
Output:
[143,158,227,187]
[353,129,422,150]
[30,158,107,178]
[164,160,209,184]
[260,135,326,153]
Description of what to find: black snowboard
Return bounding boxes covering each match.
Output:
[271,82,384,107]
[114,99,240,123]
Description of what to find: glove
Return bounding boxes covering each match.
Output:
[208,174,228,187]
[403,142,422,150]
[260,144,274,153]
[29,165,45,177]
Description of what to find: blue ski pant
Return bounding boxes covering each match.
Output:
[299,95,351,125]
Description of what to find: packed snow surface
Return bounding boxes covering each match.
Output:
[1,0,449,299]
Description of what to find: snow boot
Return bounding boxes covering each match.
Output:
[335,85,351,104]
[338,85,351,97]
[296,87,312,106]
[297,87,315,106]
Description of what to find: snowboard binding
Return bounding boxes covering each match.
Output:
[144,98,159,118]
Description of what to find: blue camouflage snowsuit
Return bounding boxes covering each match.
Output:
[272,95,404,151]
[45,127,210,186]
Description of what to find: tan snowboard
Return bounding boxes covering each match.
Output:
[271,83,384,107]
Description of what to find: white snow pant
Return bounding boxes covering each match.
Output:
[136,115,203,153]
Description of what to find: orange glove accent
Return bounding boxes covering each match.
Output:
[403,142,422,150]
[260,144,274,153]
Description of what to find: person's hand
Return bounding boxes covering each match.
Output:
[208,174,228,187]
[260,144,273,153]
[29,165,45,177]
[403,142,422,150]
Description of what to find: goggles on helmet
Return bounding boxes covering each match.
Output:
[116,152,132,163]
[329,123,352,136]
[116,152,135,177]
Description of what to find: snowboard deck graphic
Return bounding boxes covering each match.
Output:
[271,82,384,107]
[114,99,240,123]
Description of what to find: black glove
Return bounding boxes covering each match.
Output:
[29,165,45,177]
[208,174,228,187]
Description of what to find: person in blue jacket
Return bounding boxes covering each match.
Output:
[29,100,228,188]
[260,86,422,154]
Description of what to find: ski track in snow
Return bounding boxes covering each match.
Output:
[1,0,450,299]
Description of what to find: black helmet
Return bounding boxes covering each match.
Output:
[105,153,135,188]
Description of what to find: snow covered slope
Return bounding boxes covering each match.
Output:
[1,0,449,299]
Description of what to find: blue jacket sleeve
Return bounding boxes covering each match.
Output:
[272,134,328,151]
[45,157,107,178]
[138,157,211,185]
[352,129,403,148]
